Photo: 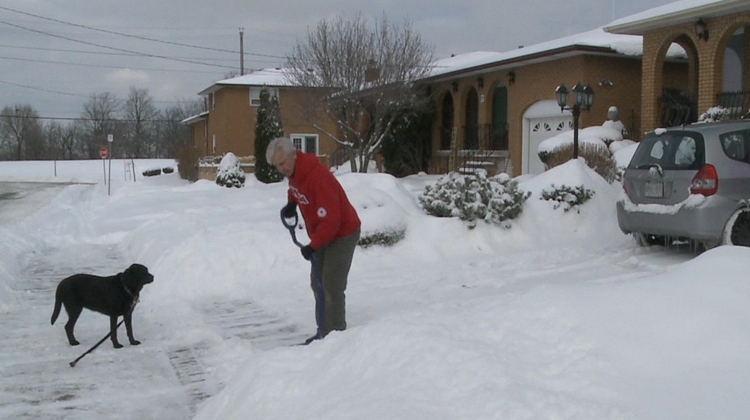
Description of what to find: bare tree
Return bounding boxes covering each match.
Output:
[46,121,82,160]
[123,87,158,157]
[0,104,44,160]
[80,92,120,158]
[44,121,63,160]
[159,101,203,157]
[285,12,434,172]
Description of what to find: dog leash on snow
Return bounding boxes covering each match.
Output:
[69,279,140,368]
[280,211,325,342]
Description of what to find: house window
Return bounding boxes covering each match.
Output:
[211,93,216,110]
[212,134,216,154]
[291,134,319,155]
[250,87,279,106]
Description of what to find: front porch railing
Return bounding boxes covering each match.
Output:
[431,123,511,176]
[658,89,697,127]
[717,90,750,120]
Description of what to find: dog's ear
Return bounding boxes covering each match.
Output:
[121,265,139,291]
[125,264,153,288]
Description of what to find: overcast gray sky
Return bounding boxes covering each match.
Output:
[0,0,675,120]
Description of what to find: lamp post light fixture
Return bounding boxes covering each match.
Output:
[555,82,595,159]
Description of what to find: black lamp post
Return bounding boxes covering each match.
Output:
[555,82,595,159]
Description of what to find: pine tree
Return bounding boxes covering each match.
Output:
[255,88,285,183]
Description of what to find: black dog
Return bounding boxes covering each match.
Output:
[51,263,154,349]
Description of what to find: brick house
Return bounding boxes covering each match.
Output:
[184,1,749,180]
[183,68,340,179]
[604,0,750,133]
[420,0,750,178]
[418,27,690,177]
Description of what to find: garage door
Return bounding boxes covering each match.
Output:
[527,116,573,174]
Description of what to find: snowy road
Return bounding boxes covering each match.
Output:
[0,183,310,419]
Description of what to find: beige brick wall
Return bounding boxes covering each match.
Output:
[641,12,750,133]
[192,86,340,164]
[430,53,644,176]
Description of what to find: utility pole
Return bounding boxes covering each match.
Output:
[239,27,245,76]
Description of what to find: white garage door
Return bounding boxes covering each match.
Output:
[522,100,573,175]
[525,117,573,174]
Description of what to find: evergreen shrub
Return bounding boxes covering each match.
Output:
[418,171,530,228]
[215,153,246,188]
[540,185,594,213]
[359,228,406,248]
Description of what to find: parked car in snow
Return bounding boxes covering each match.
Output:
[617,120,750,248]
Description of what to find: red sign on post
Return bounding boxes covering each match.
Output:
[100,147,108,159]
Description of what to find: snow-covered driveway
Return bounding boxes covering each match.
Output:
[5,163,747,420]
[0,183,310,419]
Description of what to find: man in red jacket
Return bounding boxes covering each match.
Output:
[267,137,361,344]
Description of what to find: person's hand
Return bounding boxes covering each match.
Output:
[301,244,314,260]
[280,202,297,219]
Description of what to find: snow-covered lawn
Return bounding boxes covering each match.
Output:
[0,158,748,419]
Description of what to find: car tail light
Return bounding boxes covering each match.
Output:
[690,164,718,196]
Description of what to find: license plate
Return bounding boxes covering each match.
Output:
[645,181,664,198]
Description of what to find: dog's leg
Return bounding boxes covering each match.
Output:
[123,312,140,346]
[64,305,83,346]
[110,316,123,348]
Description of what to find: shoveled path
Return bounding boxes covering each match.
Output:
[0,240,305,419]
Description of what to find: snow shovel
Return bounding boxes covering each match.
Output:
[280,211,325,343]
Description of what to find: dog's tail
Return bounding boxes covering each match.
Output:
[51,295,62,325]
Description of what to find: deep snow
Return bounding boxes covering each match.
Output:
[0,158,748,419]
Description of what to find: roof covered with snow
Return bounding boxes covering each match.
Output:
[605,0,750,35]
[425,27,648,81]
[198,68,292,95]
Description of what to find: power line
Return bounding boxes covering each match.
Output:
[0,79,200,104]
[0,5,287,60]
[0,114,197,123]
[0,19,236,70]
[0,79,86,97]
[0,55,227,74]
[0,43,275,63]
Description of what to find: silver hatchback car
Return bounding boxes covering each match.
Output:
[617,120,750,248]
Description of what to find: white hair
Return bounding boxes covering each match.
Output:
[266,137,296,163]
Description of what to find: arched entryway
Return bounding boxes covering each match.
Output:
[716,24,750,118]
[644,18,750,132]
[440,93,454,150]
[464,88,479,150]
[490,85,509,150]
[657,36,696,127]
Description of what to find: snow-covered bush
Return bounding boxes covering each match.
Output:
[418,171,530,228]
[358,228,406,248]
[215,152,246,188]
[538,125,621,183]
[540,185,594,213]
[142,168,162,177]
[544,142,618,183]
[698,106,730,123]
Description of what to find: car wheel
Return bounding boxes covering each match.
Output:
[728,208,750,247]
[634,232,664,247]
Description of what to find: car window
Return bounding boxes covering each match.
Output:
[720,129,750,163]
[629,132,704,170]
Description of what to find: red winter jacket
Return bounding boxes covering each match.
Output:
[287,151,361,250]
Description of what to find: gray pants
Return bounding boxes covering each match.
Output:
[310,229,360,336]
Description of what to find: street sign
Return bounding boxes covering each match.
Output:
[100,147,108,159]
[107,134,113,143]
